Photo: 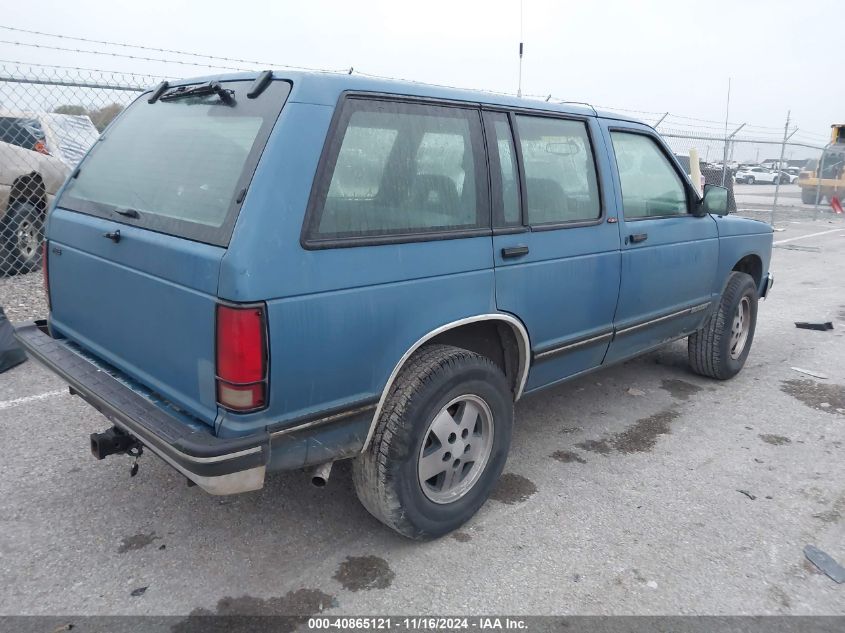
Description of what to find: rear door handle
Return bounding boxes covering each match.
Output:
[501,245,529,258]
[629,233,648,244]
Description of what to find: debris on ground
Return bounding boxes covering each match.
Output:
[795,321,834,331]
[803,545,845,583]
[626,388,646,397]
[790,367,829,379]
[0,307,26,374]
[737,489,757,500]
[130,586,148,597]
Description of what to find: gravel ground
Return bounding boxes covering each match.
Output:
[0,219,843,617]
[0,271,46,323]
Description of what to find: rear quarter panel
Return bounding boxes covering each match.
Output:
[216,98,497,437]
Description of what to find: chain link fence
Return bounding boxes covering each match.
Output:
[0,63,840,322]
[654,121,830,226]
[0,64,163,320]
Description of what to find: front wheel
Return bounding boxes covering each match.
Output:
[352,344,513,539]
[747,176,755,184]
[688,271,758,380]
[801,188,823,204]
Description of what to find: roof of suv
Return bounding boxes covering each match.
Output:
[165,70,644,126]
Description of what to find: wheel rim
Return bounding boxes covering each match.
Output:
[730,296,751,360]
[16,216,41,262]
[417,394,494,504]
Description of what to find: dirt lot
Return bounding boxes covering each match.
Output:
[0,217,843,617]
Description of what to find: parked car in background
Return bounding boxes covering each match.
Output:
[0,112,89,273]
[15,71,774,539]
[735,166,781,184]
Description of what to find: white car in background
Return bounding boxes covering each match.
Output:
[734,166,782,184]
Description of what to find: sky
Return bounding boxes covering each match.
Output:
[1,0,840,158]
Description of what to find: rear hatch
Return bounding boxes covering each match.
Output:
[47,77,290,425]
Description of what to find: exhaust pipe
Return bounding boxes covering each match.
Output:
[90,426,136,460]
[311,461,333,487]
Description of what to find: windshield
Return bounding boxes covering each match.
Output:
[59,79,290,246]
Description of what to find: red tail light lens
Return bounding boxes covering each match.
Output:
[42,241,51,311]
[33,139,50,155]
[215,304,268,411]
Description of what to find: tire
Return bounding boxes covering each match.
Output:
[747,176,755,184]
[352,344,514,539]
[0,201,43,275]
[801,188,822,204]
[688,271,758,380]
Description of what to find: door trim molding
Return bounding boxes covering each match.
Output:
[614,301,711,337]
[533,330,614,361]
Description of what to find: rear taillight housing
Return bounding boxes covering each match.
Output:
[42,241,51,311]
[33,139,50,155]
[215,303,268,412]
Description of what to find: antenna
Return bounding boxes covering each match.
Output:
[517,0,524,97]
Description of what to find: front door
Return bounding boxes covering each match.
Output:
[601,123,719,364]
[485,111,621,393]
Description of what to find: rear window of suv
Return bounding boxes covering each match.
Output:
[59,79,290,246]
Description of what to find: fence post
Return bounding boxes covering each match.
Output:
[721,124,746,186]
[770,111,790,225]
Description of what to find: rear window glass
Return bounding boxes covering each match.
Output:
[59,80,290,246]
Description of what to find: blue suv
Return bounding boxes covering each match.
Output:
[16,71,774,538]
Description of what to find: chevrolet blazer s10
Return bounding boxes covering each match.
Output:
[15,71,774,539]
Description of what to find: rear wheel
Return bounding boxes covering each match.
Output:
[0,201,43,275]
[747,176,755,184]
[688,272,758,380]
[352,344,513,539]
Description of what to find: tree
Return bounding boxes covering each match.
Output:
[89,103,123,131]
[52,104,88,116]
[51,103,124,131]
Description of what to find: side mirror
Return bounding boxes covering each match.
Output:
[698,184,729,216]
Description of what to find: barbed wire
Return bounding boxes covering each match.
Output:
[0,25,347,74]
[0,51,831,147]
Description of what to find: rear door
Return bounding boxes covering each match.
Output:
[486,110,621,392]
[601,122,718,364]
[47,79,290,425]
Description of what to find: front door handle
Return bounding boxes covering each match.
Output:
[501,245,529,258]
[629,233,648,244]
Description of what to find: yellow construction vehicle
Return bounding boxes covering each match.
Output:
[798,124,845,204]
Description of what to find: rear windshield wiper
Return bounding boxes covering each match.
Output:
[159,81,236,106]
[114,207,140,219]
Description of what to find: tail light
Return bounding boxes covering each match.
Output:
[42,241,51,311]
[33,139,50,155]
[215,303,268,412]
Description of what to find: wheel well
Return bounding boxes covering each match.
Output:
[8,173,47,214]
[732,254,762,288]
[427,320,522,397]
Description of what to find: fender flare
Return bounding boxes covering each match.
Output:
[360,313,531,452]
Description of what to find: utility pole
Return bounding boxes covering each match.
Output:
[771,110,791,225]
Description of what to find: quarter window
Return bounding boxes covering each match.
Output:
[610,132,688,219]
[514,115,601,225]
[310,99,486,240]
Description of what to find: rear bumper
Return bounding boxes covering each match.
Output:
[14,321,268,495]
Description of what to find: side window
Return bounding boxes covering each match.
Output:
[514,115,601,225]
[610,131,688,219]
[309,99,486,241]
[0,117,43,150]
